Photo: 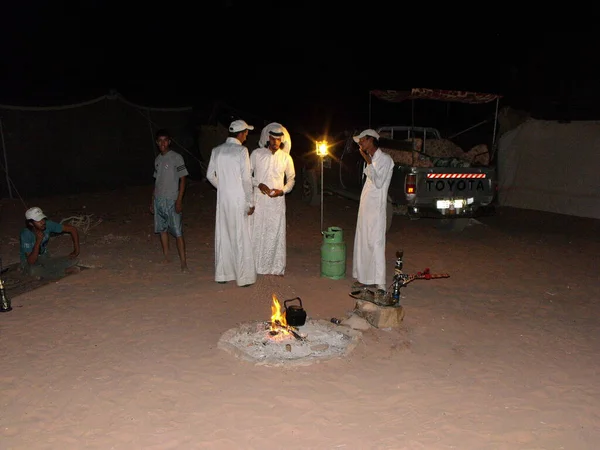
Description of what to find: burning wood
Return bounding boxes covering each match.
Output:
[270,294,288,329]
[265,321,306,341]
[265,294,307,341]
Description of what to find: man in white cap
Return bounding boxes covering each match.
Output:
[19,206,81,279]
[249,122,296,276]
[206,119,256,287]
[351,129,394,294]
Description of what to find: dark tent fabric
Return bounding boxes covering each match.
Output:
[0,92,197,199]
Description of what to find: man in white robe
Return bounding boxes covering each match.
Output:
[206,119,257,287]
[250,123,296,275]
[351,129,394,292]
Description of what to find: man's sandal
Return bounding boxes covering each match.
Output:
[349,288,375,302]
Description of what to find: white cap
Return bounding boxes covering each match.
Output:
[229,119,254,133]
[353,129,380,143]
[25,206,47,221]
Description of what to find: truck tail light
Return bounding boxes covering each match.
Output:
[406,173,416,194]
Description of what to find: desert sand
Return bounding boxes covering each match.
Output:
[1,180,599,449]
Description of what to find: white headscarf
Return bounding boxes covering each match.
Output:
[259,122,292,154]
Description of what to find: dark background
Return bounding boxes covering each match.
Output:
[2,2,600,197]
[3,3,600,125]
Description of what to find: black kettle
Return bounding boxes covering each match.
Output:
[284,297,307,327]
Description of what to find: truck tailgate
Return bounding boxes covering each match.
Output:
[390,166,497,217]
[419,167,495,201]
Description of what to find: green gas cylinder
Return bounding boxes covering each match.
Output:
[321,226,346,279]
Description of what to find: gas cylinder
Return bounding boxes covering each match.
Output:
[320,226,346,280]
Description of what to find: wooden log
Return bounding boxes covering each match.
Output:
[354,299,405,328]
[266,321,305,340]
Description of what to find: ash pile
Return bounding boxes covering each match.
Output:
[218,319,362,367]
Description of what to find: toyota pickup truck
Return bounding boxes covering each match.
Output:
[301,88,501,232]
[300,125,497,232]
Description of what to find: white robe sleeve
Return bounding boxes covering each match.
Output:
[250,149,260,188]
[365,150,394,189]
[241,148,254,209]
[282,154,296,194]
[206,150,217,188]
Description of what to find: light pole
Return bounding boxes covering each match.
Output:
[316,140,328,232]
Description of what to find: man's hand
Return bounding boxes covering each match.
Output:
[268,189,283,197]
[359,147,372,164]
[258,183,271,195]
[247,206,255,216]
[61,223,81,260]
[34,229,44,242]
[175,199,183,214]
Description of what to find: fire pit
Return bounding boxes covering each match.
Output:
[217,295,362,367]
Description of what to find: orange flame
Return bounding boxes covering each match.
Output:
[270,294,289,334]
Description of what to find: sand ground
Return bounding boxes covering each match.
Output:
[1,180,599,449]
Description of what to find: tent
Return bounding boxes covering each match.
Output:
[497,118,600,219]
[0,91,199,199]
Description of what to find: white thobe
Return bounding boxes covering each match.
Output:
[250,147,296,275]
[352,148,394,289]
[206,137,256,286]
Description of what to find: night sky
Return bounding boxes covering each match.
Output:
[3,2,600,135]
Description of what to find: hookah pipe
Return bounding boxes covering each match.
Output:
[390,250,450,304]
[0,256,12,312]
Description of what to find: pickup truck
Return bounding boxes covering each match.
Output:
[300,125,497,232]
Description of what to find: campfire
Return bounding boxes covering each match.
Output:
[266,294,305,341]
[217,294,362,367]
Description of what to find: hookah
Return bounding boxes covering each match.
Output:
[349,250,450,306]
[0,257,12,312]
[390,250,408,304]
[387,250,451,307]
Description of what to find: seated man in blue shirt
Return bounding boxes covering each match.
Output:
[20,206,81,279]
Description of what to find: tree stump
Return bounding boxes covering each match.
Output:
[354,299,405,328]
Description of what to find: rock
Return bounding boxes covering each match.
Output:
[354,300,405,329]
[342,314,373,331]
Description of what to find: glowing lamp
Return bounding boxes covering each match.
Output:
[315,140,329,231]
[316,140,328,157]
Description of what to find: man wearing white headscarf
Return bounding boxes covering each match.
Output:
[352,129,394,293]
[206,119,256,287]
[249,122,296,275]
